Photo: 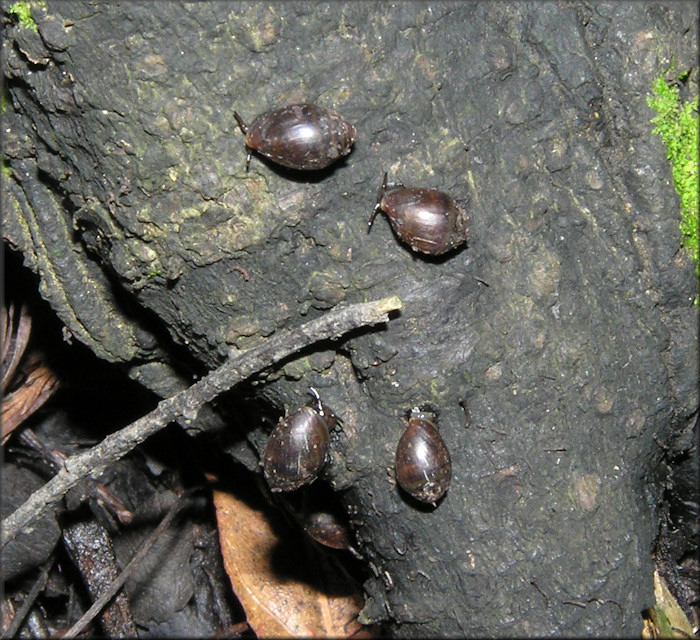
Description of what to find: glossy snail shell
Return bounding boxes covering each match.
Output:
[302,510,352,550]
[368,172,468,255]
[262,389,337,492]
[233,103,356,171]
[395,409,452,505]
[263,406,330,492]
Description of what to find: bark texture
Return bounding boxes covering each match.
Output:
[3,1,698,636]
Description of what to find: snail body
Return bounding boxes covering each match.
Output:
[395,408,452,506]
[368,172,468,255]
[262,389,337,492]
[233,103,356,171]
[302,510,353,550]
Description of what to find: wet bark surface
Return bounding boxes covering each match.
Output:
[3,1,698,636]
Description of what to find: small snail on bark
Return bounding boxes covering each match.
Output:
[233,103,356,171]
[302,509,353,551]
[368,172,469,255]
[395,407,452,506]
[262,388,338,492]
[283,485,362,557]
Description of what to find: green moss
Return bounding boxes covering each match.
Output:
[647,71,699,277]
[8,1,38,31]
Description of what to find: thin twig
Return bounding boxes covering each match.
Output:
[62,519,137,636]
[4,561,51,637]
[19,428,134,524]
[1,296,402,548]
[62,491,192,638]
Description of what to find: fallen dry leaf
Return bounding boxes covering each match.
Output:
[642,570,696,639]
[213,486,364,638]
[1,302,59,443]
[1,302,32,392]
[2,360,59,443]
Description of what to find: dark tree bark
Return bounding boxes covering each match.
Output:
[3,2,697,636]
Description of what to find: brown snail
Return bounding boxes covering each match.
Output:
[302,509,353,551]
[368,172,468,255]
[262,388,338,492]
[395,407,452,506]
[233,103,356,171]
